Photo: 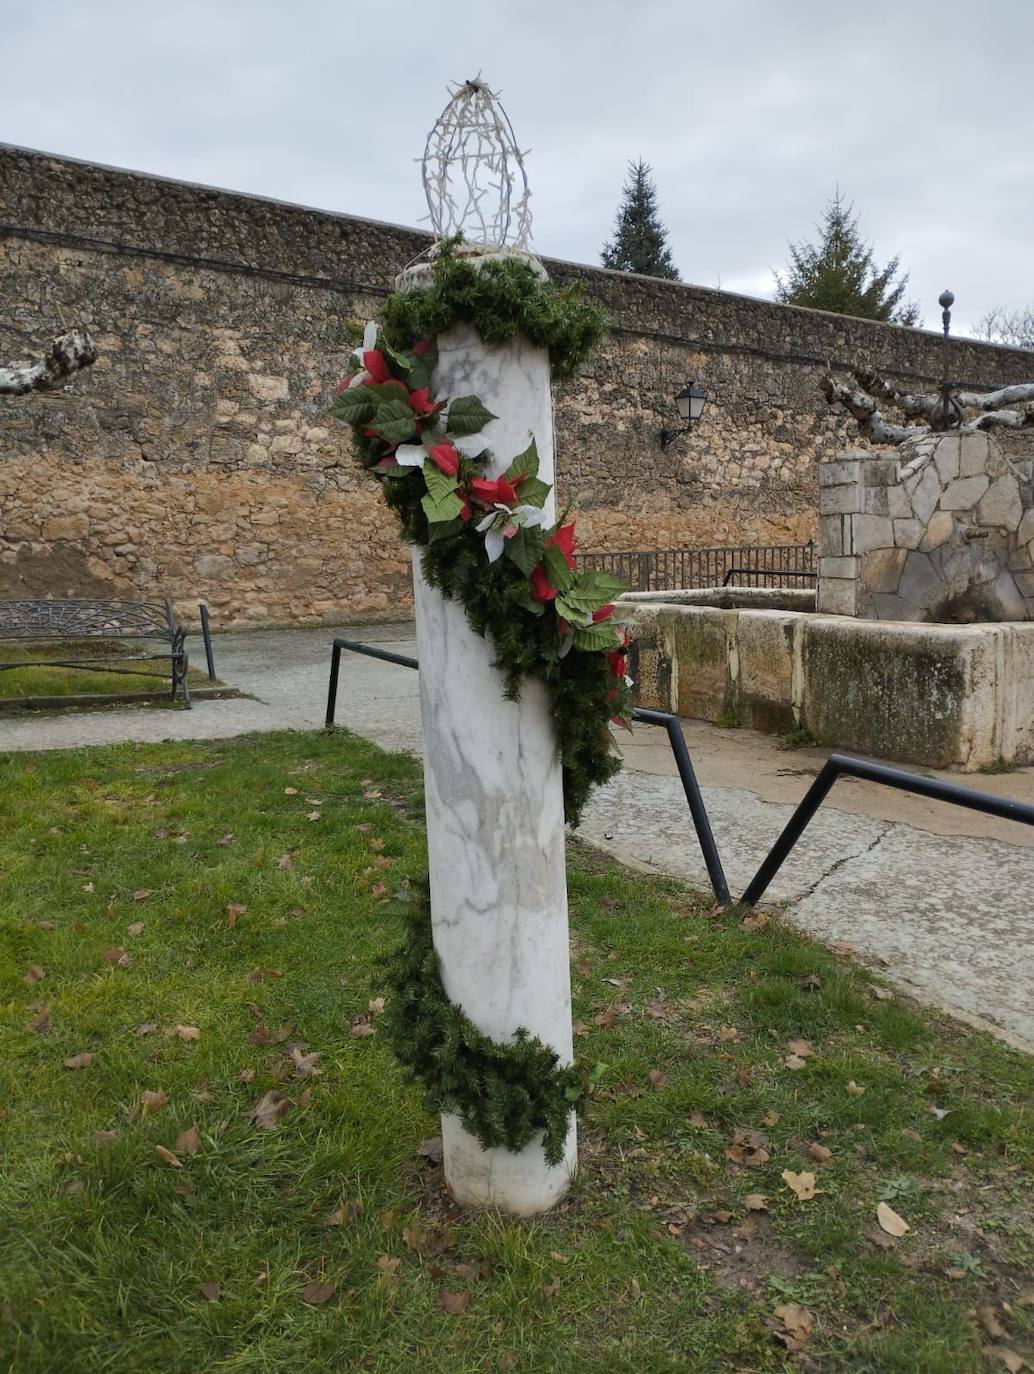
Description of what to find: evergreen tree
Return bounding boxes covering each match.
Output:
[601,160,680,280]
[775,189,919,325]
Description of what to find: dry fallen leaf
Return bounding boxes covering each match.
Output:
[225,903,247,927]
[275,853,293,870]
[134,1022,158,1037]
[350,1015,376,1038]
[784,1054,808,1070]
[28,1003,50,1034]
[774,1301,814,1348]
[540,1276,562,1300]
[103,947,132,968]
[991,1348,1025,1373]
[172,1024,201,1042]
[977,1306,1008,1340]
[283,787,298,796]
[250,1090,292,1129]
[175,1126,202,1155]
[306,811,321,822]
[417,1136,444,1165]
[216,833,235,847]
[648,1069,668,1090]
[439,1290,470,1315]
[744,1193,769,1211]
[91,1129,119,1147]
[289,1047,322,1079]
[140,1090,168,1114]
[301,1281,335,1306]
[761,1109,781,1127]
[24,965,46,984]
[782,1169,819,1201]
[718,1025,740,1043]
[786,1039,813,1058]
[127,922,145,938]
[132,889,153,902]
[63,1052,93,1070]
[808,1142,833,1164]
[155,1144,182,1168]
[687,1110,709,1129]
[876,1201,910,1237]
[846,1080,866,1096]
[200,1281,221,1303]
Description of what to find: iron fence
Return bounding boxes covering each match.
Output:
[574,542,816,591]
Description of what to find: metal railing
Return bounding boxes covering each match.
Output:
[574,542,816,592]
[325,638,730,904]
[325,638,1034,910]
[722,566,817,586]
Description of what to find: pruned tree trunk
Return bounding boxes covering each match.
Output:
[0,329,96,397]
[823,368,1034,443]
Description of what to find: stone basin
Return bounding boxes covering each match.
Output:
[624,593,1034,771]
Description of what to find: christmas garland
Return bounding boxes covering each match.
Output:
[379,883,583,1166]
[330,247,627,1159]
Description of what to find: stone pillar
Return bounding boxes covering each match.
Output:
[403,254,576,1214]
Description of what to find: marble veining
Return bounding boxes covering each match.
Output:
[407,298,576,1210]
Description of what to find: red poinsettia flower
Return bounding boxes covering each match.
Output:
[428,442,460,477]
[592,603,615,623]
[458,495,472,523]
[547,523,577,569]
[363,350,391,385]
[412,337,433,357]
[530,566,557,602]
[470,475,520,507]
[408,387,441,417]
[607,647,627,678]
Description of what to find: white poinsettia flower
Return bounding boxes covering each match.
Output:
[394,444,427,468]
[514,505,545,527]
[452,434,489,458]
[624,674,635,688]
[484,527,506,562]
[475,511,498,533]
[352,320,378,364]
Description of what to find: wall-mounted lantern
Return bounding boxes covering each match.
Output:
[659,382,707,449]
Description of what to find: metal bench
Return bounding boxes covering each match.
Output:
[0,598,191,707]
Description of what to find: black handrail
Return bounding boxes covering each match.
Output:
[740,753,1034,906]
[325,637,731,905]
[325,638,1034,912]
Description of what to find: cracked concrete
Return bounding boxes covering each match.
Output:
[3,621,1032,1049]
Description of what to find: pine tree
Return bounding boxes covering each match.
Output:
[601,160,679,281]
[775,189,919,325]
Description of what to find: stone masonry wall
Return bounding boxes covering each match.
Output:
[817,432,1034,620]
[3,143,1032,626]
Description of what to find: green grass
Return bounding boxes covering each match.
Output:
[0,640,212,703]
[0,730,1031,1374]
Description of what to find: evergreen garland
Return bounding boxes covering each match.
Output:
[380,883,584,1166]
[380,241,606,383]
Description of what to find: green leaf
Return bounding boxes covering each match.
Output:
[508,585,546,616]
[421,490,464,524]
[569,569,626,602]
[427,516,464,543]
[329,384,376,426]
[371,398,417,446]
[514,476,551,510]
[422,464,459,502]
[504,437,539,484]
[503,525,545,576]
[446,395,497,437]
[543,544,575,594]
[377,379,410,404]
[572,622,622,652]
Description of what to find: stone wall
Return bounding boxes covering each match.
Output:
[817,433,1034,620]
[3,143,1032,626]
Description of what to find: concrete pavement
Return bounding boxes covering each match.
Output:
[2,621,1032,1049]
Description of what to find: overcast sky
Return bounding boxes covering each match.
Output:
[3,0,1031,333]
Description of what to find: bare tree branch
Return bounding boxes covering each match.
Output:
[823,368,1034,442]
[0,329,97,397]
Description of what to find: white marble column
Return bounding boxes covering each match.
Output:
[402,252,576,1214]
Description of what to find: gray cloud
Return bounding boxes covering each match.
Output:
[3,0,1031,332]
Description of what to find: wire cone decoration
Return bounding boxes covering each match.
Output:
[421,77,533,252]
